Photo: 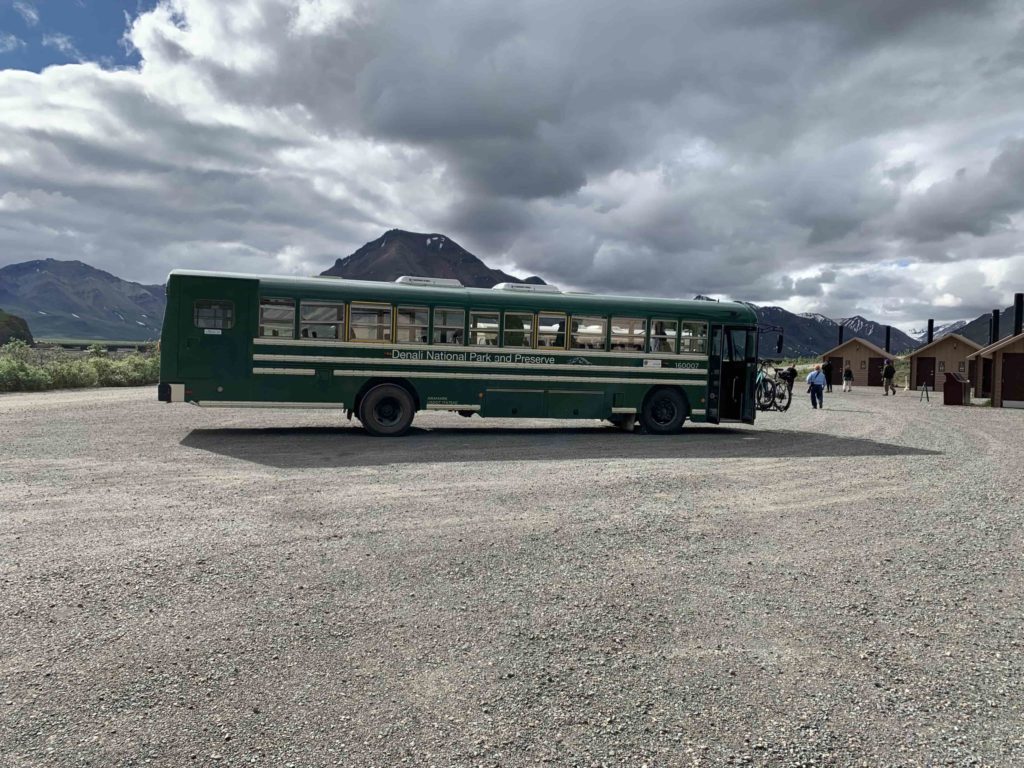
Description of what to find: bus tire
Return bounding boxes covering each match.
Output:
[358,383,415,437]
[640,388,687,434]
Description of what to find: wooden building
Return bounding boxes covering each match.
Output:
[965,332,1024,407]
[820,337,892,387]
[907,333,981,391]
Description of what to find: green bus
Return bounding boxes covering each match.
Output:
[158,270,765,435]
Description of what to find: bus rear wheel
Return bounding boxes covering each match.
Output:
[640,388,687,434]
[359,384,415,437]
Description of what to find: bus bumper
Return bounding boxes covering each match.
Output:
[157,383,186,403]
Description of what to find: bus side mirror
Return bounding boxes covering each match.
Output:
[776,334,783,355]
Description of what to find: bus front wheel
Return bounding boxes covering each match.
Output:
[640,388,687,434]
[359,384,415,437]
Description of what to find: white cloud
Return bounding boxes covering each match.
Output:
[0,0,1022,331]
[41,33,83,61]
[0,31,25,53]
[13,1,38,27]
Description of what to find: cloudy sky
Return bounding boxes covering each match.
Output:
[1,0,1023,329]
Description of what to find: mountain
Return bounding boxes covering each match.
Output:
[0,308,33,346]
[321,229,546,288]
[0,260,165,341]
[958,305,1019,347]
[752,308,917,358]
[912,320,968,343]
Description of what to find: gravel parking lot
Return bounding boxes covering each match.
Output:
[2,386,1023,767]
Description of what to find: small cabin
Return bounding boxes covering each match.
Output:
[820,338,893,387]
[907,333,981,391]
[965,332,1024,407]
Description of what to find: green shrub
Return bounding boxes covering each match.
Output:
[0,340,160,393]
[49,359,100,389]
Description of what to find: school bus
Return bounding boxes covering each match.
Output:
[158,270,762,435]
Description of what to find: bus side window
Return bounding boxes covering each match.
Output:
[349,302,392,342]
[469,311,499,346]
[680,321,708,354]
[503,312,534,348]
[300,301,343,339]
[397,306,429,343]
[432,307,465,344]
[570,316,607,351]
[537,314,566,349]
[259,297,295,338]
[649,318,678,353]
[194,300,234,330]
[610,317,645,351]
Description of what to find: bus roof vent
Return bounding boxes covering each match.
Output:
[395,275,464,288]
[492,282,561,294]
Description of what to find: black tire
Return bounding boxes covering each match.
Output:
[640,388,687,434]
[358,384,415,437]
[773,382,792,412]
[755,378,776,411]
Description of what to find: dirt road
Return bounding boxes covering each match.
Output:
[2,387,1022,766]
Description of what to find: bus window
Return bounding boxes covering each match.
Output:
[259,297,295,338]
[610,317,645,351]
[300,301,343,339]
[432,307,464,345]
[537,314,566,349]
[649,318,678,353]
[680,321,708,354]
[194,300,234,330]
[571,316,607,350]
[396,306,429,344]
[503,312,534,348]
[470,311,499,346]
[350,302,392,342]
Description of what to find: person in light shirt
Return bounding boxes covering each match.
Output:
[806,364,827,410]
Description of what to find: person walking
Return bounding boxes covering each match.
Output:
[842,364,854,392]
[821,359,834,393]
[882,359,897,396]
[806,364,826,410]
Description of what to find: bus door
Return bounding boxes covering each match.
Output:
[177,277,256,380]
[707,325,756,424]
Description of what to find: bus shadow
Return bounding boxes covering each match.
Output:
[180,425,941,468]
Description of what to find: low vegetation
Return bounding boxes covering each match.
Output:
[0,341,159,393]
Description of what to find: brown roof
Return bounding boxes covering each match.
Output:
[820,336,893,360]
[908,332,982,358]
[965,330,1024,359]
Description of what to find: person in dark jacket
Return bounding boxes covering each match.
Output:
[821,359,834,393]
[882,360,897,395]
[842,364,854,392]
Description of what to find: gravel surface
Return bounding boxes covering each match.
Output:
[2,386,1023,767]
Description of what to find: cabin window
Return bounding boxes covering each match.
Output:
[432,307,465,344]
[300,301,343,340]
[396,306,429,344]
[470,311,499,346]
[680,321,708,354]
[349,302,392,342]
[503,312,535,348]
[571,316,607,350]
[610,317,646,352]
[259,297,295,338]
[537,314,567,349]
[649,318,678,353]
[194,300,234,330]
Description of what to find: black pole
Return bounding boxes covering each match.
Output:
[991,310,1000,343]
[1015,293,1023,337]
[885,325,892,353]
[926,319,934,344]
[838,325,844,345]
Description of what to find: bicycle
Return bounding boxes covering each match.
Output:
[755,360,793,412]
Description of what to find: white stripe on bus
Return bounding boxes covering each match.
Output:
[330,369,706,387]
[252,367,316,376]
[253,353,706,376]
[195,401,346,409]
[425,403,481,411]
[253,337,709,362]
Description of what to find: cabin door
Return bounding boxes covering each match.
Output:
[1002,354,1024,406]
[915,357,936,390]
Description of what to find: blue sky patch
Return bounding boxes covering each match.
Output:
[0,0,157,71]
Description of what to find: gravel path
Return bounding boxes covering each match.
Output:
[1,386,1022,767]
